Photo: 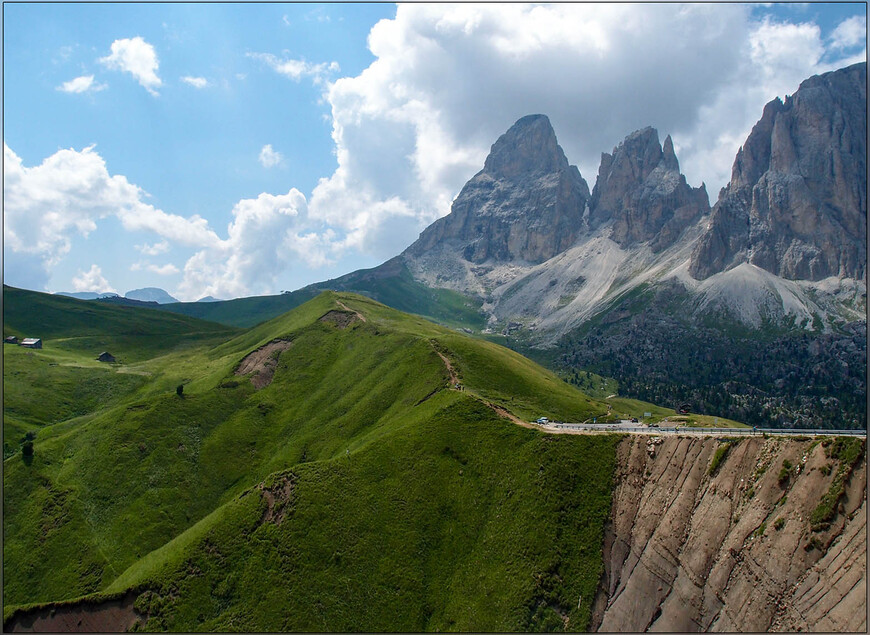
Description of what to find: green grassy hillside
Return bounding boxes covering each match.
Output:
[157,288,321,329]
[4,290,616,631]
[158,257,485,331]
[3,285,239,361]
[2,286,241,458]
[105,399,617,632]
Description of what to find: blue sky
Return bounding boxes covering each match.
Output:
[4,3,866,301]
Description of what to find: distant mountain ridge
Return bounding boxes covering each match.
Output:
[394,62,866,340]
[56,291,119,300]
[55,287,179,305]
[125,287,179,304]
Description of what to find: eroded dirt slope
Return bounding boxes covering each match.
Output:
[235,339,293,389]
[592,435,866,632]
[6,592,142,632]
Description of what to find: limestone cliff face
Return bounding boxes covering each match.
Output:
[592,436,866,632]
[590,128,709,252]
[405,114,591,265]
[690,62,867,281]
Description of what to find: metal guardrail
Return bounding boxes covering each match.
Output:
[545,423,866,437]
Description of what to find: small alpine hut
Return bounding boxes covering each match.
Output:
[20,338,42,349]
[4,336,18,344]
[97,351,116,363]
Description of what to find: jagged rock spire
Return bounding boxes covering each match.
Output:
[589,127,709,251]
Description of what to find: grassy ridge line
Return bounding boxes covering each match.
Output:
[3,285,236,339]
[158,288,321,329]
[102,396,618,632]
[3,285,240,363]
[326,293,607,424]
[308,257,487,331]
[4,291,608,611]
[3,293,446,605]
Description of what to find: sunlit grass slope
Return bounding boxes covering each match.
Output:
[4,290,615,631]
[109,400,617,632]
[2,286,241,457]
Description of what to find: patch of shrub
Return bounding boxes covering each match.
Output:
[825,437,863,465]
[708,443,730,476]
[804,536,823,551]
[810,439,864,532]
[774,518,785,531]
[778,459,793,486]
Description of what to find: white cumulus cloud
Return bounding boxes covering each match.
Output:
[72,264,116,293]
[57,75,107,94]
[259,144,284,168]
[181,75,209,89]
[99,36,162,95]
[829,15,867,50]
[176,189,341,301]
[3,143,220,289]
[3,142,342,300]
[136,240,170,256]
[247,52,339,84]
[131,261,180,276]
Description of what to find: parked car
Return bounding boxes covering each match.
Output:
[536,417,549,424]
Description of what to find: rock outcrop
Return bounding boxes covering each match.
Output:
[592,435,866,632]
[590,127,709,251]
[405,114,591,265]
[690,62,867,281]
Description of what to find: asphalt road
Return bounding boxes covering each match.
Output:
[538,423,867,437]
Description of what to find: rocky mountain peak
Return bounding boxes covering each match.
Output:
[589,127,709,251]
[661,134,679,172]
[482,114,569,180]
[690,62,867,281]
[403,114,591,269]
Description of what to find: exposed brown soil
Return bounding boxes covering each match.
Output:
[259,473,296,526]
[235,339,293,389]
[318,310,361,329]
[592,436,866,632]
[6,592,142,632]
